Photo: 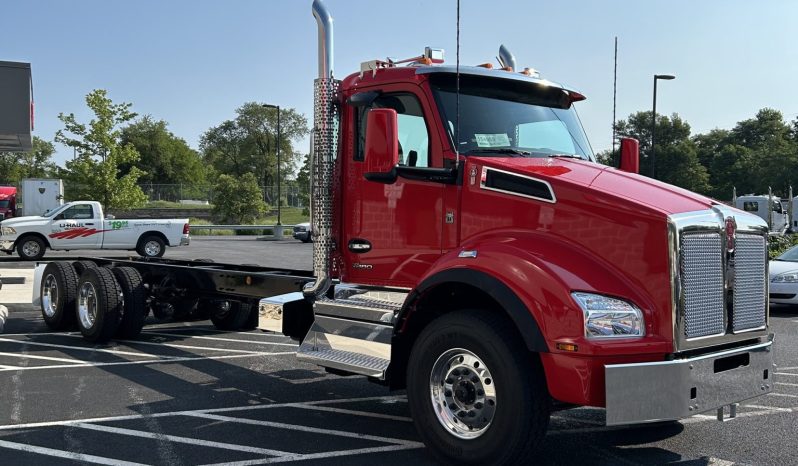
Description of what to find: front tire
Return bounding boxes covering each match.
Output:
[40,262,78,330]
[407,310,550,465]
[137,235,165,258]
[17,236,46,261]
[76,267,123,343]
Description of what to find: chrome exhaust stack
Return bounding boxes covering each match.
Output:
[304,0,340,299]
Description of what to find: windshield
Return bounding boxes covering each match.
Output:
[777,246,798,262]
[431,74,594,160]
[0,200,9,209]
[43,204,69,217]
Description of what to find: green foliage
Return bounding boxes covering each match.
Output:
[601,108,798,200]
[768,234,798,259]
[211,173,267,224]
[55,90,148,210]
[200,103,309,206]
[188,217,233,236]
[0,137,58,184]
[121,116,207,186]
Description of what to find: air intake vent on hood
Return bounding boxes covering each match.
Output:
[481,167,556,203]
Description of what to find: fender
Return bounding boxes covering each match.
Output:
[401,230,670,357]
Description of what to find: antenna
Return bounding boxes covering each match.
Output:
[612,36,618,155]
[455,0,461,170]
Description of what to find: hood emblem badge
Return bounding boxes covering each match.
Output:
[725,216,736,253]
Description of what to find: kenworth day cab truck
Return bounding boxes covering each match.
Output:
[0,186,16,221]
[32,1,775,463]
[2,201,190,260]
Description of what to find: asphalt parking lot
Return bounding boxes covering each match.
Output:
[0,238,796,465]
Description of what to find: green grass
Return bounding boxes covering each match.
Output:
[145,200,213,209]
[188,218,233,236]
[259,207,309,226]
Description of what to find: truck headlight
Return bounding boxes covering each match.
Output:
[572,292,645,338]
[771,271,798,283]
[0,226,15,236]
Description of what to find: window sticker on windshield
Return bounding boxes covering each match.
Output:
[475,133,510,147]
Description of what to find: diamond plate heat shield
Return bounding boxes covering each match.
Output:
[309,78,340,294]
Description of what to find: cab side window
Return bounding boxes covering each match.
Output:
[357,93,431,168]
[61,205,94,220]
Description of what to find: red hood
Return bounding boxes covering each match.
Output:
[478,157,715,215]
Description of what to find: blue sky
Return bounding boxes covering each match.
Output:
[5,0,798,169]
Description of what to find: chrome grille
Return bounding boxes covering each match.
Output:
[732,234,767,332]
[680,233,725,338]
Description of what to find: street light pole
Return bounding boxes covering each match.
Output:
[263,104,282,226]
[651,74,675,179]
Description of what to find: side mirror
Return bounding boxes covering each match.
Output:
[364,108,399,183]
[619,137,640,174]
[105,214,115,220]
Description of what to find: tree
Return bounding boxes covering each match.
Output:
[55,90,148,209]
[200,103,308,204]
[120,116,206,186]
[295,152,311,215]
[0,137,57,184]
[212,173,267,224]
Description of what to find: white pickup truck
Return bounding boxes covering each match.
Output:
[0,201,190,260]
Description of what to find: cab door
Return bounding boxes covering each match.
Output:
[341,87,444,288]
[49,204,103,249]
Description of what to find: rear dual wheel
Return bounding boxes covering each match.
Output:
[40,262,78,330]
[76,267,123,343]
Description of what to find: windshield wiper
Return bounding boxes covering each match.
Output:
[467,148,531,157]
[547,154,583,159]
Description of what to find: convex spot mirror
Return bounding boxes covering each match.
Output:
[619,137,640,174]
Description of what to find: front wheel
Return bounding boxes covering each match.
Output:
[17,236,46,261]
[406,310,550,465]
[137,235,165,258]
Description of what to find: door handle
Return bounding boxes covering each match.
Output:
[348,238,372,253]
[85,223,95,226]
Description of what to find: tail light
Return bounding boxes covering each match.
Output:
[183,223,190,235]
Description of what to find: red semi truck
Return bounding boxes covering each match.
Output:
[34,1,774,463]
[0,186,17,221]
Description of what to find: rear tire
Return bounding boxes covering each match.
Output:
[406,310,550,465]
[17,236,46,261]
[137,235,165,258]
[209,300,251,330]
[76,267,123,343]
[40,262,78,330]
[72,260,98,276]
[110,267,147,339]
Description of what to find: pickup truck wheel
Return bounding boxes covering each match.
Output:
[110,267,147,339]
[17,236,46,261]
[406,310,549,465]
[209,300,250,330]
[72,260,98,276]
[137,235,165,258]
[76,267,123,343]
[40,262,78,330]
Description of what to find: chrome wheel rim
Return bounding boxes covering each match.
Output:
[22,241,40,257]
[42,274,58,318]
[78,282,98,329]
[429,348,497,439]
[144,241,161,256]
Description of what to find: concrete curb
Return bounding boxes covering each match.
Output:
[0,305,7,333]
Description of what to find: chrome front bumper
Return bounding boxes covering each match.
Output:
[605,338,775,425]
[180,235,190,246]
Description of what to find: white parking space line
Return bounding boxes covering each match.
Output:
[0,438,147,466]
[289,404,413,422]
[184,412,423,447]
[744,404,793,412]
[0,351,90,364]
[74,422,294,458]
[142,332,298,347]
[0,364,20,369]
[778,366,798,371]
[776,382,798,388]
[0,352,294,372]
[0,337,174,359]
[775,372,798,377]
[767,392,798,399]
[114,337,274,354]
[201,444,424,466]
[0,395,406,431]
